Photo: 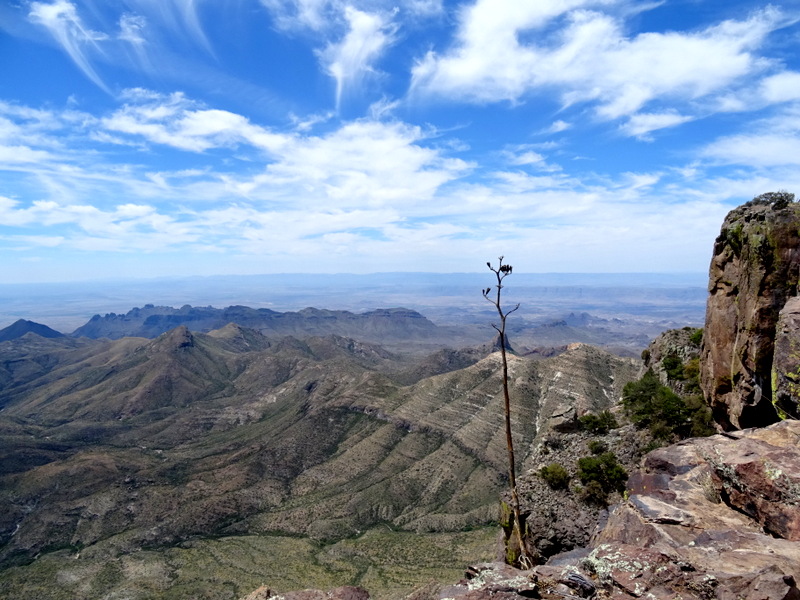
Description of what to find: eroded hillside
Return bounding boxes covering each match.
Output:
[0,325,637,599]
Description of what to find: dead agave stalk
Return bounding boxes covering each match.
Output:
[483,256,532,568]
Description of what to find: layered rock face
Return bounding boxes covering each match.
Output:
[701,195,800,430]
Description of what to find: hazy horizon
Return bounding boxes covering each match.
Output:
[0,271,708,334]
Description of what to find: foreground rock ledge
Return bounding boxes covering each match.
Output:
[449,420,800,600]
[246,421,800,600]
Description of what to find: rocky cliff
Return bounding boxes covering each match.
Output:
[700,192,800,430]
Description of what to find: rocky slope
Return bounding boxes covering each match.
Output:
[279,420,800,600]
[701,192,800,429]
[426,419,800,600]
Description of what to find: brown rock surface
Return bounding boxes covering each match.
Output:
[774,296,800,420]
[440,420,800,600]
[700,196,800,430]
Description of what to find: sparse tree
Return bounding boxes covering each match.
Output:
[483,257,533,568]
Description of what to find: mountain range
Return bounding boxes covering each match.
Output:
[0,320,637,599]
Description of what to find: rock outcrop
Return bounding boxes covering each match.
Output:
[774,296,800,420]
[700,193,800,430]
[435,420,800,600]
[642,326,702,395]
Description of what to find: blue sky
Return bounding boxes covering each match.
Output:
[1,0,799,283]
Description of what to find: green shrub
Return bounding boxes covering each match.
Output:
[683,357,701,394]
[576,451,627,505]
[578,410,618,434]
[662,353,685,381]
[750,190,795,209]
[685,394,716,437]
[622,369,714,441]
[689,328,703,346]
[538,463,570,489]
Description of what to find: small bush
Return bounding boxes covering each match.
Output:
[579,480,608,505]
[622,369,714,441]
[576,452,627,505]
[689,328,703,346]
[544,434,564,450]
[578,411,618,435]
[685,394,716,437]
[587,439,607,455]
[683,357,701,394]
[538,463,570,489]
[662,353,685,381]
[750,190,795,209]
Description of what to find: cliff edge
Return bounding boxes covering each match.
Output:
[700,191,800,430]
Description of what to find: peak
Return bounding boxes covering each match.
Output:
[209,322,245,336]
[0,319,65,342]
[152,326,194,350]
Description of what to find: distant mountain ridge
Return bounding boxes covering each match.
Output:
[0,319,64,342]
[71,304,451,346]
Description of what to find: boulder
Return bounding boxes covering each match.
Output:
[700,195,800,430]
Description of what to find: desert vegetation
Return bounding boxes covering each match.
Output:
[622,368,714,441]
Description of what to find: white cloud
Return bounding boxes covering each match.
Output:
[503,145,562,172]
[411,3,783,129]
[260,0,331,31]
[0,144,56,164]
[261,119,471,208]
[262,0,441,31]
[760,71,800,103]
[102,92,291,153]
[1,84,793,276]
[321,7,397,110]
[118,13,146,45]
[703,133,800,167]
[95,90,470,210]
[701,103,800,168]
[622,111,693,139]
[545,120,571,134]
[28,0,110,93]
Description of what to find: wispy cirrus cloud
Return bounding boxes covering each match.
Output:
[321,6,397,111]
[29,0,111,92]
[24,0,217,93]
[262,0,440,31]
